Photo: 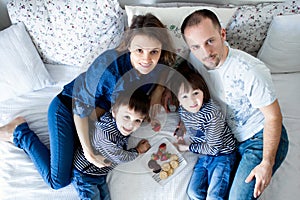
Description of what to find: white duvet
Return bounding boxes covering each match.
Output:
[0,64,299,200]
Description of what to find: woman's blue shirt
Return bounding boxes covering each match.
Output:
[62,49,164,118]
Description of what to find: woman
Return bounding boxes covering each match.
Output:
[0,13,176,189]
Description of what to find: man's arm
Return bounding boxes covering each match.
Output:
[245,99,282,198]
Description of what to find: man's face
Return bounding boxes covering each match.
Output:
[184,18,227,70]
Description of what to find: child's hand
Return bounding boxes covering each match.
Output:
[136,139,151,154]
[173,143,189,152]
[174,120,186,142]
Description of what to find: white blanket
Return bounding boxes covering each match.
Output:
[0,64,299,200]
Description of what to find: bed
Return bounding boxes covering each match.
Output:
[0,0,299,199]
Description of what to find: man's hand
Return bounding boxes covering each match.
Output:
[245,160,273,198]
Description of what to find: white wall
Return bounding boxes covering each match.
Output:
[0,0,11,30]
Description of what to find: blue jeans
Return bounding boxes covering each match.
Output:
[13,96,76,189]
[228,126,289,200]
[72,169,110,200]
[187,152,237,200]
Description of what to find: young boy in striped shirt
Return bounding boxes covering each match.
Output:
[72,88,151,200]
[171,60,237,200]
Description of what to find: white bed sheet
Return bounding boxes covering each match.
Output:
[108,72,300,200]
[108,112,199,200]
[1,64,300,200]
[0,64,82,200]
[259,72,300,200]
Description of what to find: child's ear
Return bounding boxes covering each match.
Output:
[112,107,116,118]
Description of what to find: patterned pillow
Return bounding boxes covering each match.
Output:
[7,0,125,67]
[226,0,300,57]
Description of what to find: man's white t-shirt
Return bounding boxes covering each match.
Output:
[190,46,277,142]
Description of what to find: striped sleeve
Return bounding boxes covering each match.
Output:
[92,114,139,164]
[180,101,236,156]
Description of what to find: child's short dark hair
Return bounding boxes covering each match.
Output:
[113,88,150,117]
[171,60,211,104]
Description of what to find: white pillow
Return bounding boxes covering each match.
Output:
[7,0,125,67]
[125,5,237,58]
[0,22,54,101]
[257,14,300,73]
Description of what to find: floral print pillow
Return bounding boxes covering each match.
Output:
[226,0,300,57]
[7,0,125,67]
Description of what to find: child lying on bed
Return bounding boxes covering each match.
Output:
[0,88,151,200]
[171,60,237,200]
[71,88,151,199]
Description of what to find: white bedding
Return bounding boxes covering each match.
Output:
[0,64,81,199]
[259,72,300,200]
[1,0,300,199]
[1,63,299,200]
[0,63,200,200]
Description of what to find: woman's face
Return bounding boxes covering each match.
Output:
[129,34,162,75]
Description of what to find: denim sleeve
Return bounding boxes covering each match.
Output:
[71,50,121,117]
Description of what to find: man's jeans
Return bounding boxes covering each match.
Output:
[228,126,289,200]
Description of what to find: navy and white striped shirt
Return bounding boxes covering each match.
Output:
[179,99,236,156]
[73,112,139,176]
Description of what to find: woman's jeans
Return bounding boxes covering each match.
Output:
[13,96,76,189]
[228,126,289,200]
[72,169,110,200]
[187,152,237,200]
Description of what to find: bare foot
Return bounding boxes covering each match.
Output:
[0,117,26,142]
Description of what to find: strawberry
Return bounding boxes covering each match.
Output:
[151,153,159,161]
[152,122,161,132]
[156,150,163,157]
[158,143,167,152]
[160,154,168,161]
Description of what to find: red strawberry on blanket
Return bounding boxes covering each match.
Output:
[158,143,167,152]
[151,153,159,161]
[160,154,168,161]
[152,121,161,132]
[151,118,161,132]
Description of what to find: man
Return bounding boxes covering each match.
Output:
[180,9,289,200]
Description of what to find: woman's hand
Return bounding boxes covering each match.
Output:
[74,110,110,168]
[83,147,111,168]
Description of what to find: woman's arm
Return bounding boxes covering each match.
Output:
[73,107,110,168]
